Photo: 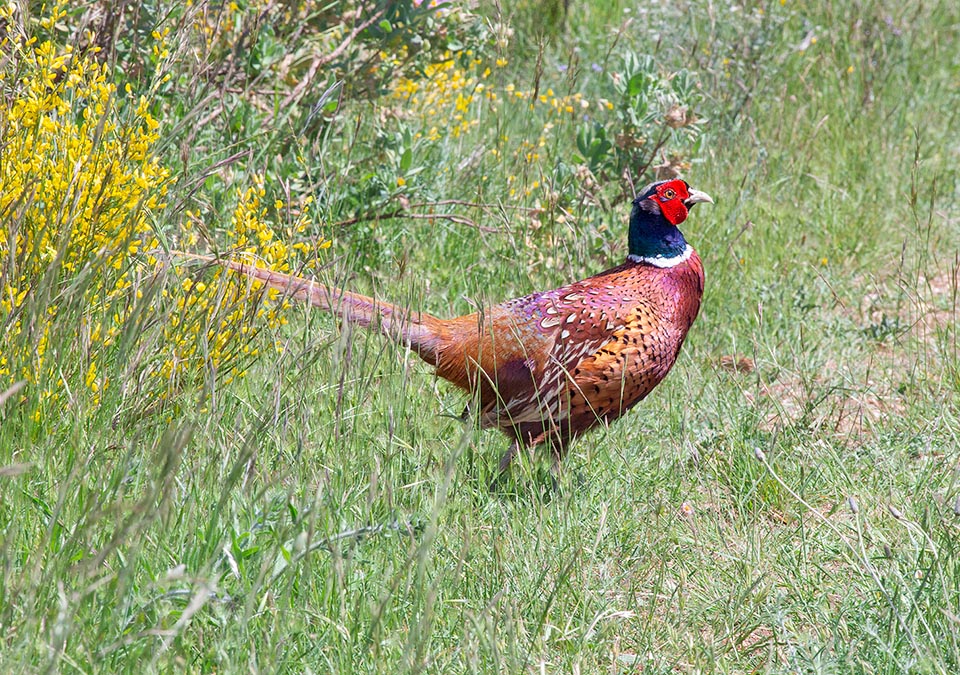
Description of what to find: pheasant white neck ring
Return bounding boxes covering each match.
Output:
[628,244,695,268]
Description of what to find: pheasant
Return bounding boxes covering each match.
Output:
[179,178,711,470]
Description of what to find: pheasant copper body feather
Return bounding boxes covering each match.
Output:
[179,179,712,469]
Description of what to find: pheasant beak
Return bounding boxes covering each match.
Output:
[684,188,714,207]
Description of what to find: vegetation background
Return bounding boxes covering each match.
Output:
[1,0,959,672]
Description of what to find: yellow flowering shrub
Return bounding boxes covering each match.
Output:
[0,30,167,408]
[389,52,589,141]
[387,52,593,201]
[0,8,328,416]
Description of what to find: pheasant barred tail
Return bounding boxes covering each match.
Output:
[175,253,445,365]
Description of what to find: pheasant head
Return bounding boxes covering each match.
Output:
[628,179,713,265]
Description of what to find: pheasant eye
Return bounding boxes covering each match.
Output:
[662,188,676,200]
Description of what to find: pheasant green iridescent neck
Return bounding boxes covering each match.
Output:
[627,202,689,262]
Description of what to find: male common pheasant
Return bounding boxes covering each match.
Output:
[182,178,711,469]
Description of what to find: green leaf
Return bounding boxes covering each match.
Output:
[626,72,650,98]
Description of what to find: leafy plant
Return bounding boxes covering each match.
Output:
[574,50,706,193]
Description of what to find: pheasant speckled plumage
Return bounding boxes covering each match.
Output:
[178,178,712,470]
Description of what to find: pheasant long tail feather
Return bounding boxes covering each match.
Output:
[173,252,444,365]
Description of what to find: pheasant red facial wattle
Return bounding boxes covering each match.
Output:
[649,179,692,225]
[179,178,713,474]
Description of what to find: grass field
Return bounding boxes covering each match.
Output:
[2,0,960,672]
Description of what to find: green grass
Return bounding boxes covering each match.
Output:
[2,0,960,672]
